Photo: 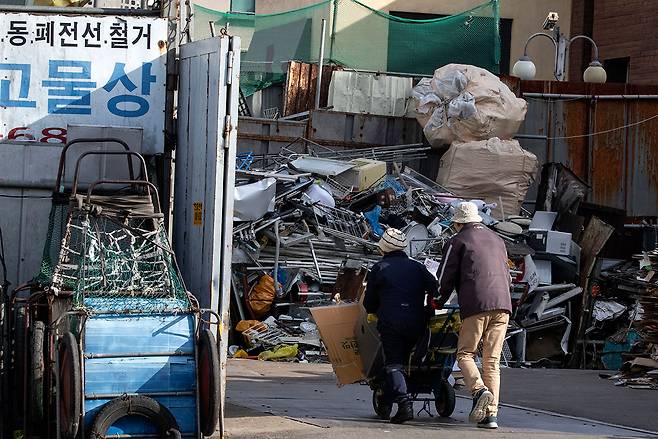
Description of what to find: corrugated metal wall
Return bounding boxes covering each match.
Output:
[515,79,658,218]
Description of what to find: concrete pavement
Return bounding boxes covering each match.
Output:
[225,360,658,439]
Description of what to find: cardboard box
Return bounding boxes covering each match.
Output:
[335,158,387,191]
[310,303,365,385]
[354,307,383,379]
[527,230,573,256]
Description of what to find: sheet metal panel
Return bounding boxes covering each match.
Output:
[84,314,194,354]
[0,12,167,154]
[308,110,424,148]
[174,36,240,438]
[629,101,658,217]
[519,80,658,217]
[83,313,197,436]
[283,61,338,116]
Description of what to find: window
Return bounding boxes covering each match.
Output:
[231,0,255,13]
[603,57,630,84]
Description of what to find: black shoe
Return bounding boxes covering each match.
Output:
[469,388,494,423]
[390,401,414,424]
[477,415,498,429]
[378,403,392,421]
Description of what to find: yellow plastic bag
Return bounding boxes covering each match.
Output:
[258,344,298,361]
[233,349,249,359]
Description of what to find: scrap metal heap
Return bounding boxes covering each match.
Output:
[596,249,658,389]
[230,143,460,361]
[229,144,587,366]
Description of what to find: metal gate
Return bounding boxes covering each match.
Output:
[174,35,240,438]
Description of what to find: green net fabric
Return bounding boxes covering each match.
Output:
[194,0,500,95]
[48,200,190,313]
[34,197,69,287]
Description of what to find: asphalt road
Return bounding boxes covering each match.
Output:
[225,360,658,439]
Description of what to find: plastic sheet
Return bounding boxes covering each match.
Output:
[234,178,277,221]
[411,64,527,146]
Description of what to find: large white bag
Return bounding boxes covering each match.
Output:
[436,138,538,219]
[410,64,527,146]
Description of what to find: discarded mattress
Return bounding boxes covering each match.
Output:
[409,64,527,146]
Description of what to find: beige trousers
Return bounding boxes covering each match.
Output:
[457,310,509,416]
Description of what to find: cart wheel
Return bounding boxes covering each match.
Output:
[89,395,181,439]
[198,329,220,437]
[434,380,456,418]
[57,332,81,439]
[29,321,46,425]
[12,307,27,422]
[372,388,392,420]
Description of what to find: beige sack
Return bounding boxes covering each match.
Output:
[411,64,527,147]
[437,138,538,219]
[248,275,277,317]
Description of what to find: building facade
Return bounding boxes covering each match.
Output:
[194,0,573,81]
[570,0,658,84]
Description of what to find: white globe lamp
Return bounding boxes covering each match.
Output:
[512,56,537,80]
[583,60,607,83]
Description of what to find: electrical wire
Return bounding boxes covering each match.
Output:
[0,194,53,199]
[547,112,658,140]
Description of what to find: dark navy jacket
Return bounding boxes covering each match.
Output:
[363,251,438,329]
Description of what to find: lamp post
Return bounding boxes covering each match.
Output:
[512,25,606,83]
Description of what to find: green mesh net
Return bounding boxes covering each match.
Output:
[34,196,70,287]
[48,199,191,313]
[194,0,500,96]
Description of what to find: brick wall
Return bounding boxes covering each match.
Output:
[569,0,658,84]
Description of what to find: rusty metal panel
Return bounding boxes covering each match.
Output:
[519,79,658,218]
[629,101,658,217]
[563,100,589,179]
[283,61,340,116]
[308,110,423,148]
[589,100,627,210]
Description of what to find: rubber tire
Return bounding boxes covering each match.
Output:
[12,307,27,422]
[434,380,456,418]
[197,329,220,437]
[372,388,392,420]
[29,320,46,424]
[88,395,181,439]
[58,332,82,439]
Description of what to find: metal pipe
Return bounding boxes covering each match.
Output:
[89,434,196,439]
[523,93,658,100]
[515,134,548,140]
[523,33,558,55]
[303,220,323,283]
[315,19,327,110]
[341,67,433,78]
[83,351,194,359]
[273,220,282,297]
[569,35,600,60]
[85,391,196,400]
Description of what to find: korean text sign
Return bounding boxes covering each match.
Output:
[0,13,167,154]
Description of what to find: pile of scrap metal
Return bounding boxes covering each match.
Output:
[229,145,465,361]
[596,248,658,389]
[227,147,589,366]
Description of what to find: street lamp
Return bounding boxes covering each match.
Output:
[512,14,606,83]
